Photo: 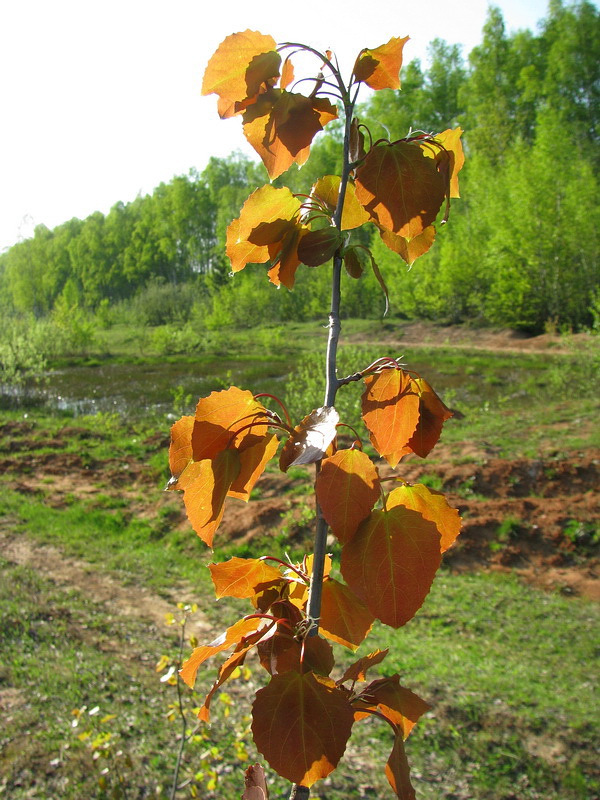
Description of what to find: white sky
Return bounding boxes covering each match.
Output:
[0,0,554,252]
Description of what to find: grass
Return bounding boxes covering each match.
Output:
[1,324,599,798]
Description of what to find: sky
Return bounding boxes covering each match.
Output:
[0,0,554,253]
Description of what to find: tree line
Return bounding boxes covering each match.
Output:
[1,0,598,333]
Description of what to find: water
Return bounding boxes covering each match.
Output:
[8,357,289,419]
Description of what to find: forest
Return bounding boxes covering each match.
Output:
[1,1,598,336]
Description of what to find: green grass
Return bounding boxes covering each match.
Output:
[1,328,599,798]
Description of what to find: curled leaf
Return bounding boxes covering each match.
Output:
[202,31,278,106]
[279,406,339,472]
[353,36,409,91]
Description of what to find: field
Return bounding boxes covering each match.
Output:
[1,321,599,799]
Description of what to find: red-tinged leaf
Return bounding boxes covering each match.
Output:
[279,406,339,472]
[355,140,446,239]
[319,577,374,650]
[310,176,371,230]
[339,649,389,685]
[353,36,409,91]
[354,675,430,738]
[251,672,354,787]
[379,225,436,266]
[181,450,240,546]
[226,185,302,273]
[316,449,380,544]
[202,31,278,103]
[258,632,335,677]
[361,371,420,468]
[243,763,269,800]
[387,484,461,553]
[192,386,268,461]
[297,227,343,267]
[167,415,194,489]
[229,432,279,500]
[385,732,416,800]
[180,616,269,688]
[340,505,441,628]
[267,224,309,290]
[404,378,453,458]
[209,557,283,599]
[343,247,365,279]
[243,90,338,180]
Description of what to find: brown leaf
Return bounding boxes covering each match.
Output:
[316,449,380,544]
[209,557,283,599]
[355,140,446,239]
[361,370,420,467]
[354,675,430,738]
[258,632,335,678]
[339,649,389,685]
[387,485,461,553]
[279,406,339,472]
[353,37,409,91]
[252,672,354,787]
[243,763,269,800]
[385,732,416,800]
[202,31,278,105]
[343,247,365,279]
[297,227,343,267]
[243,90,337,179]
[319,577,374,650]
[340,505,441,628]
[404,378,453,458]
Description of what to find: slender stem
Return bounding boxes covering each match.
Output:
[170,617,190,800]
[305,98,355,638]
[289,785,310,800]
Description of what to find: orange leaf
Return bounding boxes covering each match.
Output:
[279,406,339,472]
[280,57,294,90]
[361,370,420,467]
[251,672,354,787]
[339,649,389,685]
[310,176,371,230]
[202,31,278,105]
[209,557,283,599]
[230,432,279,500]
[181,450,240,546]
[243,90,338,180]
[319,577,374,650]
[355,140,446,239]
[192,386,268,461]
[404,378,453,458]
[297,227,343,267]
[379,225,436,267]
[167,415,194,489]
[242,763,269,800]
[353,36,409,91]
[226,185,302,273]
[198,638,258,723]
[180,615,269,688]
[316,449,380,544]
[387,485,461,553]
[354,675,430,738]
[385,732,416,800]
[340,506,441,628]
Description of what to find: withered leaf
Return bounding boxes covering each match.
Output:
[279,406,339,472]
